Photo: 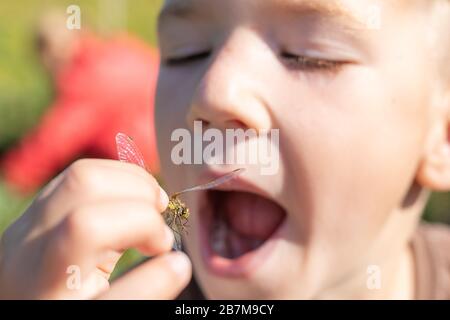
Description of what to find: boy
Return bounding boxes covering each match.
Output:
[0,0,449,299]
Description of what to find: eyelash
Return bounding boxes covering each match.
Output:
[164,51,211,66]
[280,52,346,73]
[164,50,347,73]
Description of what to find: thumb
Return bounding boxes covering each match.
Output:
[98,252,192,300]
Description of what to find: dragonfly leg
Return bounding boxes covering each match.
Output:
[172,227,182,237]
[180,218,189,235]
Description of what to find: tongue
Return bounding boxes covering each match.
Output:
[222,191,285,240]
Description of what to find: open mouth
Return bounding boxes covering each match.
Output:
[209,190,285,258]
[198,181,287,277]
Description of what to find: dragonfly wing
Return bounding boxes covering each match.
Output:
[174,168,245,196]
[115,133,147,170]
[163,211,183,251]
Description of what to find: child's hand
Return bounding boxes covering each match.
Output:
[0,159,192,299]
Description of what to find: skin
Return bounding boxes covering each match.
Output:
[0,0,448,299]
[155,0,450,299]
[0,160,192,299]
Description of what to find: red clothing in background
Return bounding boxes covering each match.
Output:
[1,34,160,194]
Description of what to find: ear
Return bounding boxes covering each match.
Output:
[416,92,450,191]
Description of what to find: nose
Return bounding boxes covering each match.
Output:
[186,30,273,132]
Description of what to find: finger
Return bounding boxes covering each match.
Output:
[69,269,111,300]
[51,199,174,269]
[42,159,169,215]
[63,159,169,211]
[98,252,192,300]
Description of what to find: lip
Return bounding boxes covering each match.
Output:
[194,169,287,278]
[196,168,271,196]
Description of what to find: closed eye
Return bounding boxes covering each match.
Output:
[164,51,211,66]
[281,52,349,73]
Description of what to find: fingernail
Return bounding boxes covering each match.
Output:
[167,252,191,278]
[159,187,169,210]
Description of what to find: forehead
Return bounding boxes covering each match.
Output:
[159,0,390,30]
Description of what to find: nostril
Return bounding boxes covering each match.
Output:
[199,119,211,128]
[192,118,210,129]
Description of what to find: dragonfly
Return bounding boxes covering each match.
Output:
[115,132,244,250]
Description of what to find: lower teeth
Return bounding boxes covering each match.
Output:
[211,213,228,255]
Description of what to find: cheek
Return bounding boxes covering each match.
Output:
[155,71,191,189]
[278,68,428,237]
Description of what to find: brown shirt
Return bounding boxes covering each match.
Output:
[178,223,450,300]
[412,223,450,300]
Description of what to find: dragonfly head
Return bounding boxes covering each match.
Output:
[168,197,189,219]
[181,206,190,219]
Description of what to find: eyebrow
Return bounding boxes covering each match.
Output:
[159,0,371,31]
[271,0,371,31]
[158,0,198,26]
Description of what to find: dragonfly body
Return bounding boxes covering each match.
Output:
[165,196,189,237]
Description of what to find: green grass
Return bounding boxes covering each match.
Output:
[0,0,163,278]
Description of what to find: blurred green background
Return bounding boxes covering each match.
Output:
[0,0,449,280]
[0,0,163,277]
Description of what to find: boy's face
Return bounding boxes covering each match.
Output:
[155,0,444,298]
